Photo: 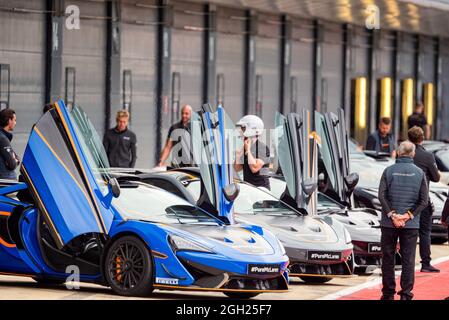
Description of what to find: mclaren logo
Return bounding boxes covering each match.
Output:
[248,264,280,275]
[308,251,341,261]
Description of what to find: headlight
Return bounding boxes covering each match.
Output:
[169,235,213,253]
[344,228,352,244]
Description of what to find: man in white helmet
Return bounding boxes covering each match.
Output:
[234,115,271,190]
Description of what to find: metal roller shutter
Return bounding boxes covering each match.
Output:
[352,28,370,77]
[62,0,107,137]
[0,0,46,156]
[216,7,245,123]
[378,31,395,77]
[120,0,158,167]
[398,33,417,78]
[419,36,437,84]
[321,23,344,114]
[290,20,314,113]
[170,1,204,113]
[254,13,281,130]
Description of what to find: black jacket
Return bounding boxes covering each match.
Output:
[413,144,440,187]
[103,127,137,168]
[0,128,19,180]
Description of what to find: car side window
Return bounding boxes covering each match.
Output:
[147,178,186,200]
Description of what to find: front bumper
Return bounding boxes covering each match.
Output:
[154,251,289,293]
[287,248,354,277]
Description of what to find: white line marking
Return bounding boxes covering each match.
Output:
[317,254,449,300]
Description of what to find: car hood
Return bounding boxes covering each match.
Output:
[320,208,381,242]
[163,223,278,256]
[234,213,340,245]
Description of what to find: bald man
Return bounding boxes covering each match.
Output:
[157,104,193,168]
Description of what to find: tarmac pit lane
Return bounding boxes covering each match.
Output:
[0,244,447,300]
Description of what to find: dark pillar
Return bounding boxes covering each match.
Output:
[368,30,380,133]
[393,32,401,142]
[279,15,291,114]
[435,37,443,139]
[105,0,121,131]
[342,24,352,131]
[312,20,323,113]
[203,4,217,104]
[45,0,64,105]
[155,0,172,163]
[244,10,257,115]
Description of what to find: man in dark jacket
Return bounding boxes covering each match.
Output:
[408,102,430,140]
[366,117,396,157]
[408,126,441,273]
[0,109,20,180]
[378,140,428,300]
[103,110,137,168]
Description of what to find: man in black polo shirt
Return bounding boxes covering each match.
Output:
[408,102,430,140]
[234,115,271,190]
[158,104,193,168]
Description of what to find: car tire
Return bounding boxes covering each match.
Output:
[104,235,154,297]
[299,276,332,284]
[32,277,66,285]
[224,292,260,299]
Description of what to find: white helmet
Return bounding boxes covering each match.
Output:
[236,115,264,138]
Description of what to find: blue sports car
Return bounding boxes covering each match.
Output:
[0,100,288,298]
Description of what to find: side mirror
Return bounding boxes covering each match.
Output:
[223,183,240,202]
[109,178,121,198]
[344,172,359,191]
[302,178,318,196]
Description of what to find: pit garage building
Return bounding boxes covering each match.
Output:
[1,0,449,167]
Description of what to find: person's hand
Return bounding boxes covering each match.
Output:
[395,213,411,227]
[392,215,404,228]
[244,138,251,153]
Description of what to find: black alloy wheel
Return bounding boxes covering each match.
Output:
[105,236,154,296]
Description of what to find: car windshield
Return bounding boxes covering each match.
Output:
[436,148,449,171]
[113,183,218,224]
[317,192,344,210]
[185,179,298,216]
[350,160,384,189]
[69,106,111,190]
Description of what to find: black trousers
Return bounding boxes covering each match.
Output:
[381,227,419,299]
[419,205,433,266]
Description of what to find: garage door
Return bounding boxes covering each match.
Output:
[120,0,158,167]
[439,41,449,139]
[321,23,344,114]
[290,19,314,113]
[216,7,245,123]
[170,1,204,115]
[254,13,281,130]
[62,0,107,138]
[0,0,46,157]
